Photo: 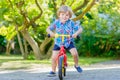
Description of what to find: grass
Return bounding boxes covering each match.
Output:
[67,53,114,66]
[0,54,114,70]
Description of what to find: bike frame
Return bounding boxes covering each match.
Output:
[57,45,67,67]
[55,33,70,67]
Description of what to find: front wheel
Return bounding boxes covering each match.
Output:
[58,56,65,80]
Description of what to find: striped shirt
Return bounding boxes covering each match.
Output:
[49,19,80,48]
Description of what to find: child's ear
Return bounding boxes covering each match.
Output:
[57,15,60,18]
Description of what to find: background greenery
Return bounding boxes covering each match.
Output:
[0,0,120,60]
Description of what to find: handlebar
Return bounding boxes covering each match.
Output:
[47,34,71,37]
[48,34,71,42]
[47,33,80,41]
[55,34,71,37]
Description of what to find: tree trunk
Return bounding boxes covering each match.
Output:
[23,39,28,59]
[15,25,26,59]
[6,41,11,55]
[21,29,42,60]
[46,43,54,59]
[40,37,52,55]
[16,31,26,59]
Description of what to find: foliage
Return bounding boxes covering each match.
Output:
[75,0,120,57]
[0,0,120,58]
[0,35,6,53]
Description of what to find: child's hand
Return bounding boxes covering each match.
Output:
[50,32,55,37]
[72,33,78,38]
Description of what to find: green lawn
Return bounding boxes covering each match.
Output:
[67,54,114,66]
[0,55,114,70]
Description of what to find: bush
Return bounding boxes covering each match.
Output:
[75,34,120,57]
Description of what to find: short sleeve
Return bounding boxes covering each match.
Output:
[73,20,82,32]
[48,20,57,31]
[71,14,82,31]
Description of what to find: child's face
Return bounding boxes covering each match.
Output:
[58,11,70,23]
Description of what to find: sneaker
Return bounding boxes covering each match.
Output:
[47,71,56,77]
[74,65,83,73]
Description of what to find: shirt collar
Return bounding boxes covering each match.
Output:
[58,19,70,25]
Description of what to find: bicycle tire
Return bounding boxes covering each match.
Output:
[58,56,64,80]
[64,67,66,76]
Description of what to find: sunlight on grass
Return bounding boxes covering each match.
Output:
[67,54,114,66]
[0,55,114,70]
[0,55,23,60]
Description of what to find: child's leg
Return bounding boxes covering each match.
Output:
[69,48,79,66]
[51,51,59,72]
[69,48,82,73]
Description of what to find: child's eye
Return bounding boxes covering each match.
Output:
[61,13,65,15]
[66,14,69,16]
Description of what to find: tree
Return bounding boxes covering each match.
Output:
[8,0,43,59]
[0,0,96,59]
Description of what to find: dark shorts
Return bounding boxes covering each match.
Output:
[53,42,75,51]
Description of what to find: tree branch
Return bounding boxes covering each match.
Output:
[60,0,66,5]
[73,0,89,13]
[72,0,96,21]
[52,0,57,14]
[69,0,75,7]
[30,0,43,25]
[16,1,30,27]
[8,0,14,9]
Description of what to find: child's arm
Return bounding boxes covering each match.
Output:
[46,27,55,37]
[72,27,82,38]
[46,20,57,37]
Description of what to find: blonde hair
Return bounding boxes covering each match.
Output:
[57,5,73,18]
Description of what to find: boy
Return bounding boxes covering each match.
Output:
[46,5,83,77]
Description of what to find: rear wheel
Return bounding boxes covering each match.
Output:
[58,56,65,80]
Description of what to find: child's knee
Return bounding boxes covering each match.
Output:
[52,56,57,60]
[72,53,78,57]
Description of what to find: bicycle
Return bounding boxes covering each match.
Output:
[48,33,74,80]
[55,34,70,80]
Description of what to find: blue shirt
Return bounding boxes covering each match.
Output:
[49,19,80,48]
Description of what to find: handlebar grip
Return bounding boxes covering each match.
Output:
[70,35,80,39]
[47,34,51,38]
[77,35,80,39]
